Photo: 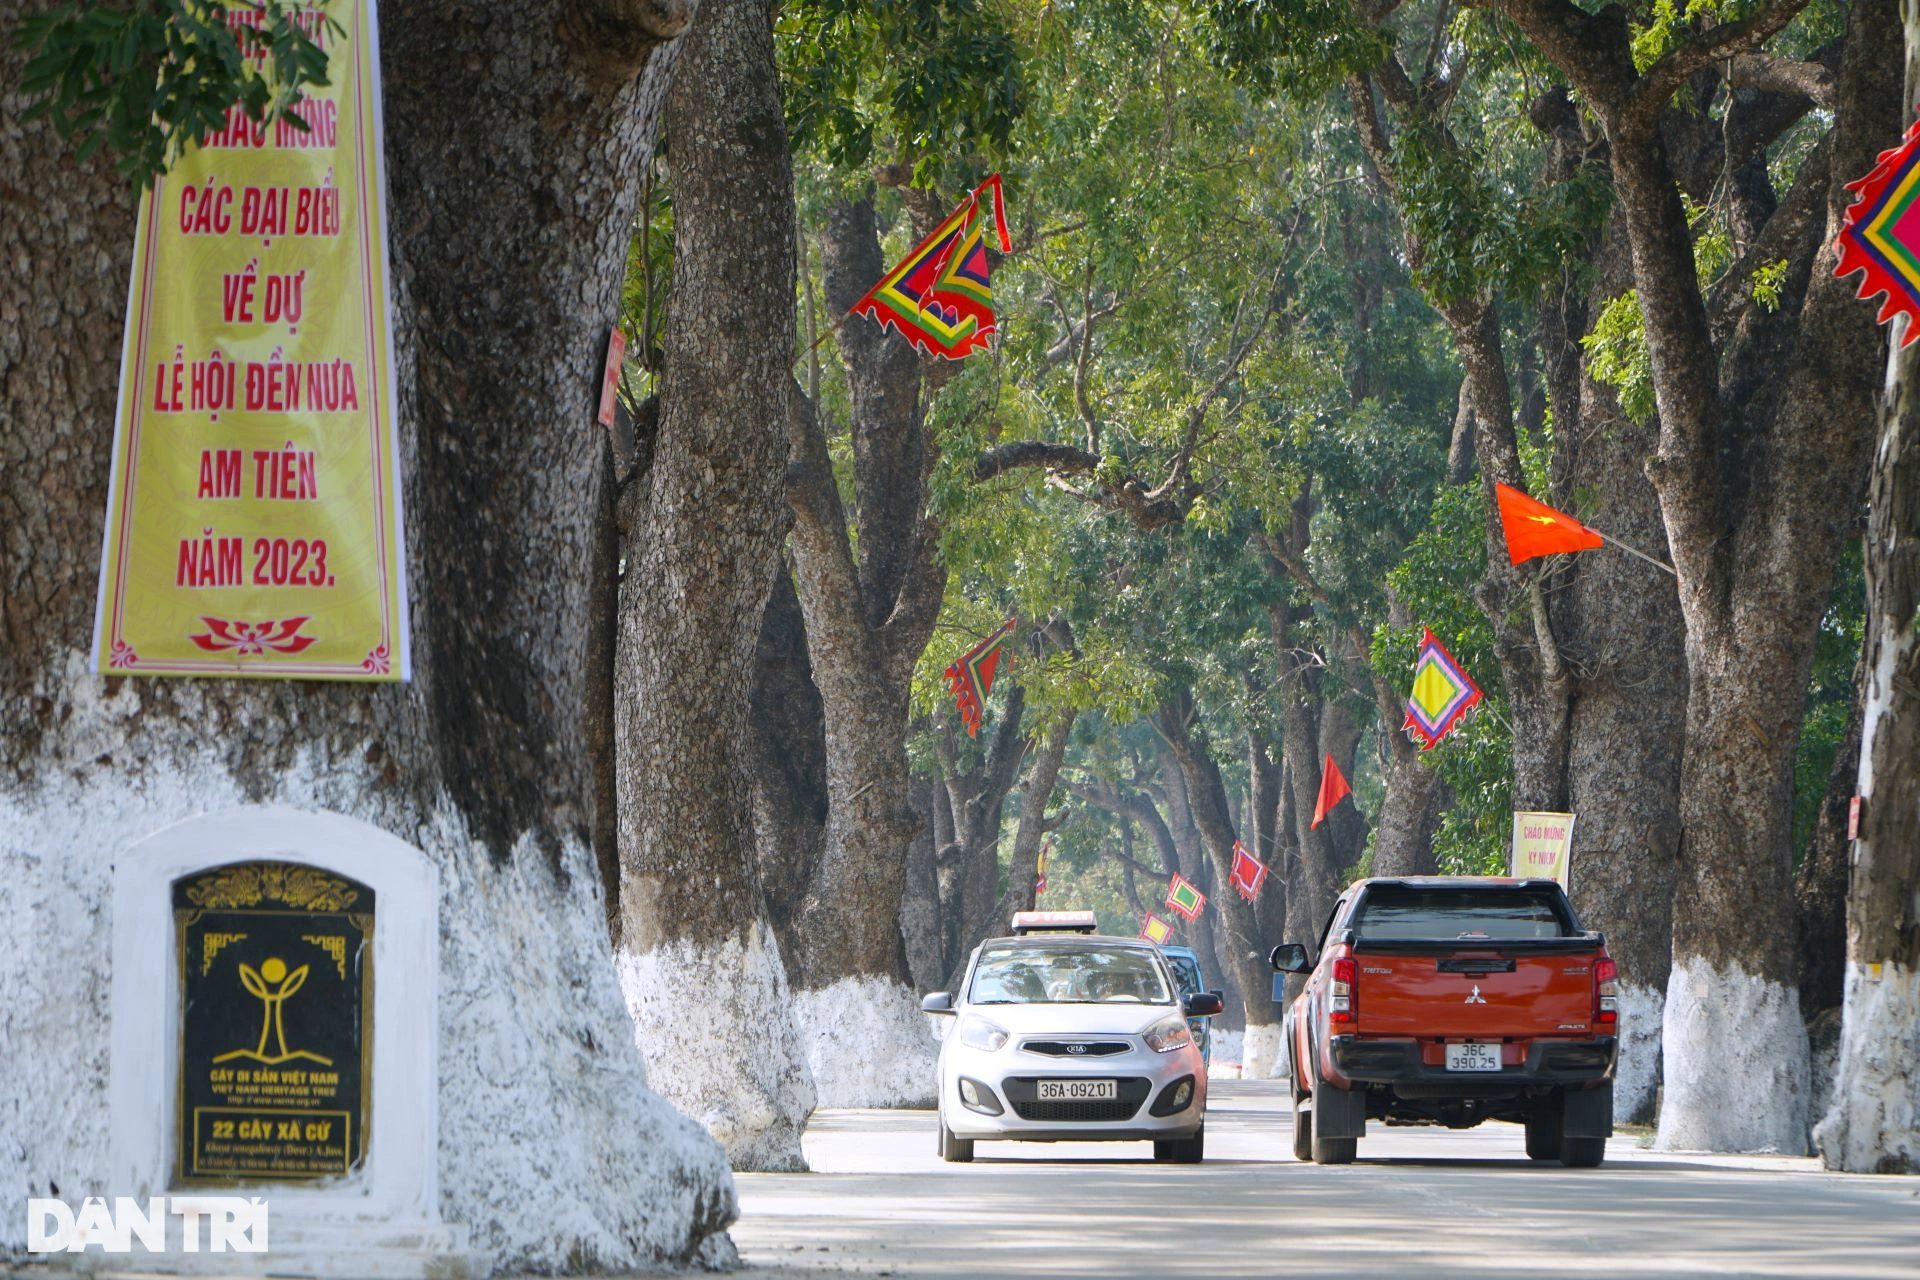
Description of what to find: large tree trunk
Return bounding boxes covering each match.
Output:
[937,687,1030,985]
[0,0,738,1267]
[781,190,949,1106]
[989,712,1076,928]
[1158,693,1287,1078]
[746,563,829,963]
[1544,198,1687,1125]
[1816,34,1920,1164]
[613,0,814,1173]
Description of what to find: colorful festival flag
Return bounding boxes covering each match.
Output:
[1230,840,1267,902]
[944,616,1017,737]
[1494,482,1604,565]
[1403,627,1484,750]
[1165,873,1206,921]
[1835,119,1920,345]
[1035,840,1052,897]
[1140,914,1174,946]
[1310,754,1352,831]
[849,174,1012,360]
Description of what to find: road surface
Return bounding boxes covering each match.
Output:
[731,1081,1920,1279]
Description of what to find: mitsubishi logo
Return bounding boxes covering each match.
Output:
[1066,1043,1088,1055]
[1465,985,1488,1004]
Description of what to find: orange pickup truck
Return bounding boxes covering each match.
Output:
[1273,876,1618,1168]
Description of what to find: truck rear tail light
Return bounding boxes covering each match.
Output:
[1594,954,1618,1027]
[1330,953,1357,1026]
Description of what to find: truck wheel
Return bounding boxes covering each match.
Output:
[938,1120,974,1163]
[1525,1115,1562,1161]
[1559,1135,1605,1168]
[1310,1092,1357,1165]
[1292,1100,1314,1162]
[1154,1124,1205,1163]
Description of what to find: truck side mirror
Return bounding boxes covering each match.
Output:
[1269,943,1311,974]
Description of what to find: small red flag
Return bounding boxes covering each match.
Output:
[1311,754,1351,830]
[1230,840,1267,901]
[1495,482,1604,565]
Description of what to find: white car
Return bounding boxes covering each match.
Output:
[922,911,1219,1163]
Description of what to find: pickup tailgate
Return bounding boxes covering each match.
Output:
[1352,938,1601,1038]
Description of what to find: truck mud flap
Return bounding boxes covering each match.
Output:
[1313,1080,1367,1140]
[1562,1084,1613,1139]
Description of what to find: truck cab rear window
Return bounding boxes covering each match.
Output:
[1353,887,1572,940]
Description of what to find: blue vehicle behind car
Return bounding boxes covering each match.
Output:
[1157,944,1220,1068]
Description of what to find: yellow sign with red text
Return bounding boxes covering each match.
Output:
[92,0,408,680]
[1510,811,1575,890]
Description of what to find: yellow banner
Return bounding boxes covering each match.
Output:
[92,0,408,680]
[1510,811,1576,889]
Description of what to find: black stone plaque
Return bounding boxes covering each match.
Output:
[173,861,373,1184]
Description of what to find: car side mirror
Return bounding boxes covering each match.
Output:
[1269,943,1311,974]
[1181,992,1225,1018]
[920,991,956,1015]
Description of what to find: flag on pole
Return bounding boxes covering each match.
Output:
[1494,482,1604,565]
[1034,840,1051,897]
[1403,626,1484,750]
[1835,119,1920,346]
[1165,873,1206,921]
[1311,754,1351,830]
[1140,914,1174,945]
[944,616,1016,737]
[849,174,1012,360]
[1230,840,1267,901]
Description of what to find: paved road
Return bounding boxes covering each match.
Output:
[731,1081,1920,1280]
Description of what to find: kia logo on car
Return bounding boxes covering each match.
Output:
[1066,1043,1088,1055]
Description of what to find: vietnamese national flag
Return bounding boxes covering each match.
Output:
[1310,754,1351,830]
[1495,482,1604,565]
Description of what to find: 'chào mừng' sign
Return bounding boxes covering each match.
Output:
[1511,811,1575,890]
[92,0,408,680]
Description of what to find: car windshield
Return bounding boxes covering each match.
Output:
[1354,887,1572,940]
[969,945,1173,1005]
[1164,953,1203,997]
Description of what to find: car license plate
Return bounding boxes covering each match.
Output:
[1037,1079,1117,1101]
[1446,1042,1502,1072]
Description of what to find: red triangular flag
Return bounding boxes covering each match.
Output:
[1494,482,1604,565]
[1311,754,1351,830]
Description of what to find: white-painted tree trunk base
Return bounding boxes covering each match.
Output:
[1240,1023,1286,1081]
[790,979,938,1109]
[1613,982,1665,1124]
[1654,956,1810,1155]
[617,923,814,1172]
[0,659,737,1271]
[1813,961,1920,1173]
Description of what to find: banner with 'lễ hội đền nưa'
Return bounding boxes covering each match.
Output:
[92,0,408,681]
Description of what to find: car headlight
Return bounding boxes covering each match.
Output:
[1143,1015,1193,1054]
[957,1016,1010,1052]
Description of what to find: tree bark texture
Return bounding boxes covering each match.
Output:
[1,0,739,1266]
[1545,205,1686,1125]
[746,563,828,963]
[613,0,814,1172]
[1816,44,1920,1160]
[1797,648,1866,1019]
[936,689,1029,986]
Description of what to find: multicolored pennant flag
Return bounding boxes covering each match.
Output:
[1835,119,1920,345]
[1034,840,1052,897]
[944,616,1016,737]
[1165,873,1206,921]
[1403,627,1484,750]
[849,174,1012,360]
[1230,840,1267,902]
[1310,754,1352,831]
[1140,913,1174,945]
[1494,482,1604,565]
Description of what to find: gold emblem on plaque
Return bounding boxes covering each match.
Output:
[214,957,333,1066]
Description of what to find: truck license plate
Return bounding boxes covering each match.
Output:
[1037,1079,1117,1101]
[1445,1043,1502,1072]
